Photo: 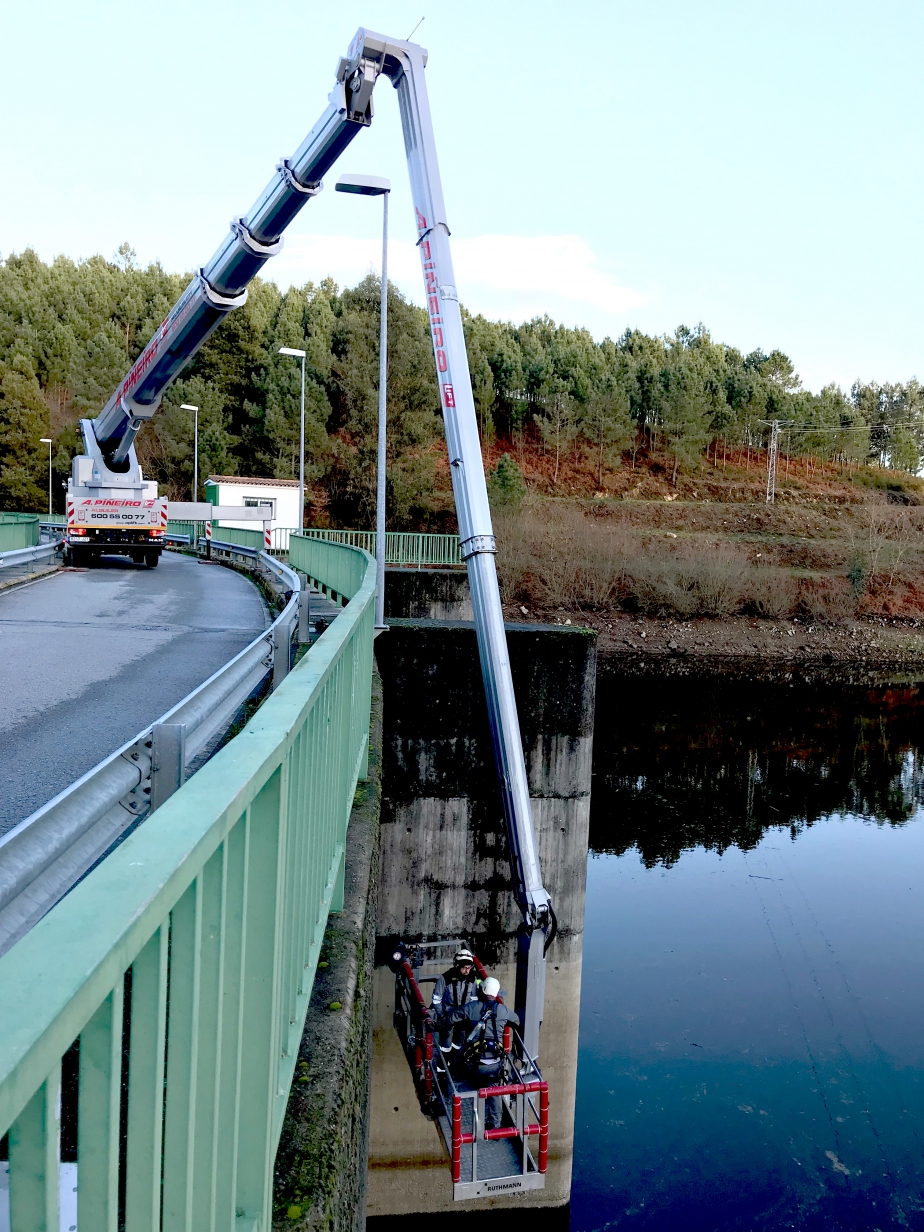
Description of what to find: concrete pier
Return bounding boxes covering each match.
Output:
[367,620,596,1218]
[383,567,473,621]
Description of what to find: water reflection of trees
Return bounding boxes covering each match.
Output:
[591,678,924,866]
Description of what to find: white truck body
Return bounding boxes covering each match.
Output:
[64,420,166,566]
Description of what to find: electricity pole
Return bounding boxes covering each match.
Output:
[761,419,791,504]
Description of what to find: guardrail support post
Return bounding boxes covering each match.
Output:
[273,621,290,689]
[297,574,311,643]
[150,723,187,811]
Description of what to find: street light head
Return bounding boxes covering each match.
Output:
[180,404,199,411]
[40,438,52,444]
[278,347,306,358]
[335,173,391,197]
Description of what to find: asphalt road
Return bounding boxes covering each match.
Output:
[0,552,268,835]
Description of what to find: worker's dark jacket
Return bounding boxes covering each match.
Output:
[430,969,480,1021]
[451,998,520,1078]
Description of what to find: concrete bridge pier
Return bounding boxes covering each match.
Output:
[367,618,596,1220]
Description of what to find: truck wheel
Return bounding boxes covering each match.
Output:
[146,551,160,568]
[62,546,72,567]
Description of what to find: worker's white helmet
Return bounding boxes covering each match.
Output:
[454,948,474,965]
[482,977,500,998]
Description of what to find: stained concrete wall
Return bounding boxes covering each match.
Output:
[367,620,596,1220]
[384,569,472,621]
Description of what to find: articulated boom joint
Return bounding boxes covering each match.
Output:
[336,42,382,125]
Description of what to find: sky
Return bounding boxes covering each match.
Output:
[1,0,921,393]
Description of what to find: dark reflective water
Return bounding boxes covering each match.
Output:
[574,678,924,1232]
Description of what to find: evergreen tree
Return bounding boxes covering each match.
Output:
[0,360,50,509]
[488,453,527,508]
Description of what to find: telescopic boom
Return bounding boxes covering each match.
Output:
[87,28,554,1056]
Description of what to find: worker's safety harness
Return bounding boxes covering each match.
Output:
[461,1003,505,1078]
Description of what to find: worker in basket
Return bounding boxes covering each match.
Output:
[453,977,519,1129]
[430,947,481,1054]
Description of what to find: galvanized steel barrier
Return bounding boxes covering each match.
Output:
[0,536,375,1231]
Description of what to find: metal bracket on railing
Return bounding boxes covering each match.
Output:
[119,740,153,815]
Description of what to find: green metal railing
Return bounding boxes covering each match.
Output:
[0,513,41,551]
[0,538,375,1230]
[298,528,462,566]
[213,525,265,550]
[166,518,199,542]
[166,522,265,550]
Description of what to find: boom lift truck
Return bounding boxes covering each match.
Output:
[71,27,555,1195]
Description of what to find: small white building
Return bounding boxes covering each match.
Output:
[204,475,301,536]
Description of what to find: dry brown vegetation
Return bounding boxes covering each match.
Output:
[494,499,924,623]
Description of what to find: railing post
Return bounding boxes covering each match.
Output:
[330,848,345,913]
[8,1065,60,1232]
[78,986,125,1231]
[297,572,311,643]
[125,927,169,1232]
[538,1081,549,1173]
[452,1095,462,1184]
[150,722,187,812]
[273,620,290,689]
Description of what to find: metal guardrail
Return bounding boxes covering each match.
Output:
[0,540,63,572]
[0,550,303,958]
[0,539,374,1231]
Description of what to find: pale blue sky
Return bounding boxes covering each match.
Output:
[1,0,921,392]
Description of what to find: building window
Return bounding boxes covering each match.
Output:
[243,497,275,517]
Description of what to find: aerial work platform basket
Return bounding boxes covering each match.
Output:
[390,940,549,1200]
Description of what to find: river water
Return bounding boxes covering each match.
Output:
[574,676,924,1231]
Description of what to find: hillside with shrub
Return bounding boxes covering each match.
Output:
[2,246,924,627]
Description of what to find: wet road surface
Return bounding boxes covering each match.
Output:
[0,552,267,833]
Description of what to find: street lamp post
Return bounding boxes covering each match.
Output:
[39,439,52,516]
[335,173,391,630]
[278,348,306,529]
[180,404,199,500]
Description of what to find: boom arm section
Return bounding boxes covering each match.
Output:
[92,40,383,468]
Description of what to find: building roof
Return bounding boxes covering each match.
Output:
[206,475,299,488]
